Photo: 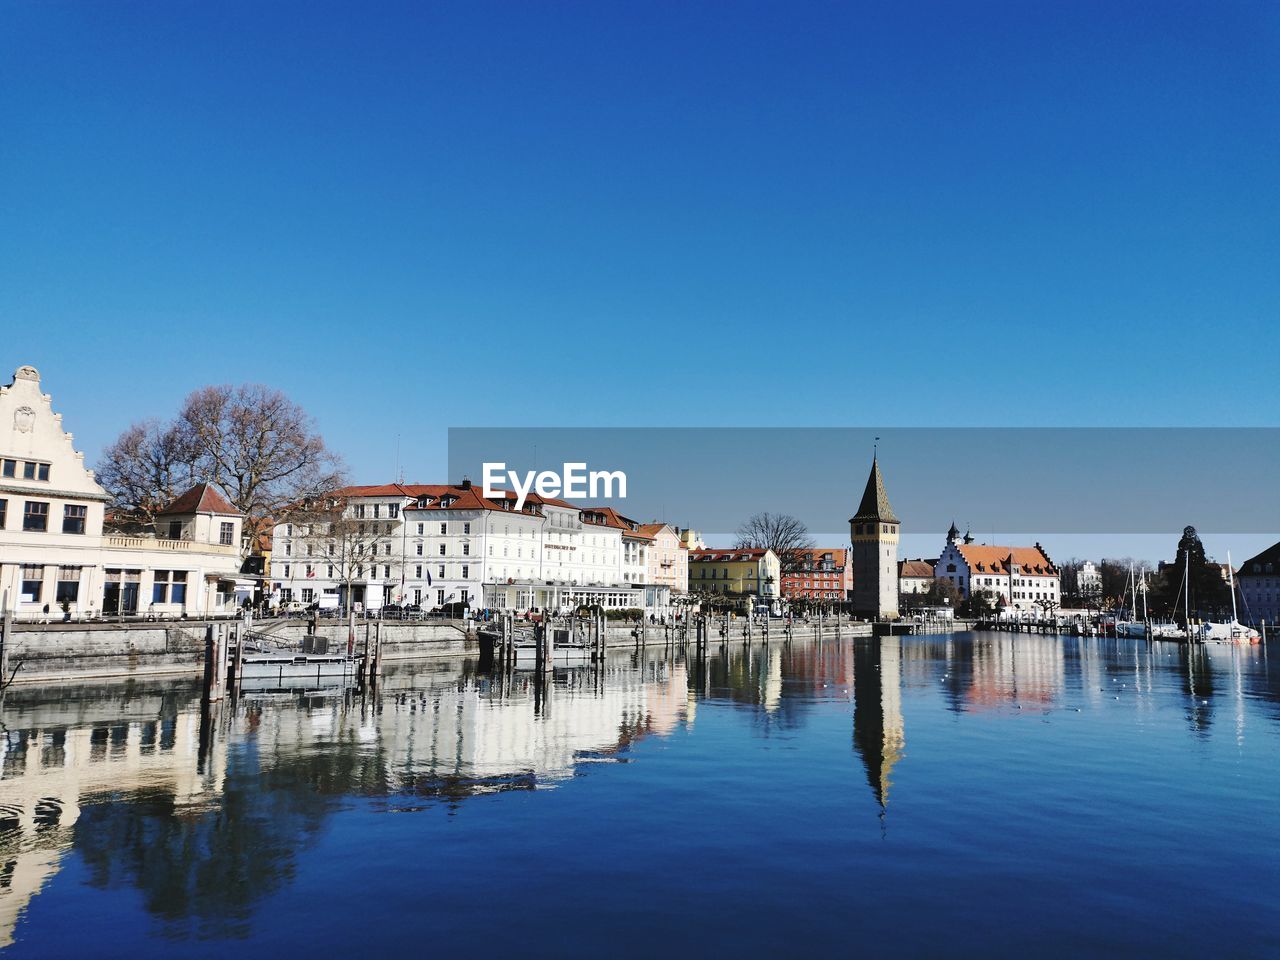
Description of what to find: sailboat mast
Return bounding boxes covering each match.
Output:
[1228,550,1238,624]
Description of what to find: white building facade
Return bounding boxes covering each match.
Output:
[934,528,1061,613]
[269,481,670,615]
[0,365,245,619]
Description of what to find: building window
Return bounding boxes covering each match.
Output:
[20,565,43,602]
[416,523,423,535]
[438,564,445,578]
[0,499,6,528]
[219,522,234,545]
[415,565,423,578]
[440,523,447,535]
[416,543,423,556]
[23,501,49,532]
[383,565,391,578]
[463,522,471,534]
[15,460,50,481]
[1,459,14,477]
[56,566,81,603]
[462,543,470,556]
[461,565,469,579]
[439,544,446,556]
[355,504,365,519]
[152,570,172,603]
[373,504,381,519]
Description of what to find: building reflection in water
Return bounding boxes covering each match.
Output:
[852,637,905,811]
[0,656,696,942]
[0,632,1272,944]
[0,682,223,946]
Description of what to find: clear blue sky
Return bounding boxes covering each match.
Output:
[3,0,1277,495]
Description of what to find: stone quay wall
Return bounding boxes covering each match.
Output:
[1,616,877,686]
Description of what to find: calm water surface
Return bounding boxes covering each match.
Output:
[1,632,1277,958]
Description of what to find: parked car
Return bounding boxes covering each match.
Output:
[402,604,425,620]
[435,601,470,620]
[381,603,404,619]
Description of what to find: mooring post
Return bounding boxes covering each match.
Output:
[203,623,224,703]
[232,613,247,692]
[0,589,11,685]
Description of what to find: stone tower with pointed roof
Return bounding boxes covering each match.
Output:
[849,456,900,620]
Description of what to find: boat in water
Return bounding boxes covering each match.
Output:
[1192,552,1261,644]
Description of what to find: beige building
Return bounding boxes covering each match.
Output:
[638,523,688,594]
[688,547,780,605]
[898,558,936,594]
[0,365,245,618]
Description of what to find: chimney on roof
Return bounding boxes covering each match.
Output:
[461,477,471,490]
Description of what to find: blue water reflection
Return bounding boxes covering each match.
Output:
[0,633,1276,958]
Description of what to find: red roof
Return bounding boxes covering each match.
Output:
[158,483,239,516]
[898,559,936,579]
[957,544,1056,575]
[690,548,772,562]
[400,483,576,515]
[580,506,653,538]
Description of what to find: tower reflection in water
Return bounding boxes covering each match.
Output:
[0,631,1272,948]
[852,637,905,814]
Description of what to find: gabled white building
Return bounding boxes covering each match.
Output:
[0,364,245,618]
[934,525,1061,613]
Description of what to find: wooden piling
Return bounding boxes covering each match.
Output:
[203,623,226,703]
[0,589,11,686]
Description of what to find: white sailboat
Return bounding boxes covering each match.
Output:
[1196,552,1261,644]
[1114,564,1148,639]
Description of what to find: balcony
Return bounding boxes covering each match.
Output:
[105,535,239,556]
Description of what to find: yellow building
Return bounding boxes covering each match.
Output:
[688,548,780,602]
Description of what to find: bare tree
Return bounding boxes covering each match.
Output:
[283,495,399,610]
[96,419,200,521]
[734,512,814,572]
[98,383,346,556]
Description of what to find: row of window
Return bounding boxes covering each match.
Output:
[2,458,50,481]
[15,566,189,605]
[281,562,474,581]
[853,523,896,536]
[698,568,759,578]
[0,499,86,533]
